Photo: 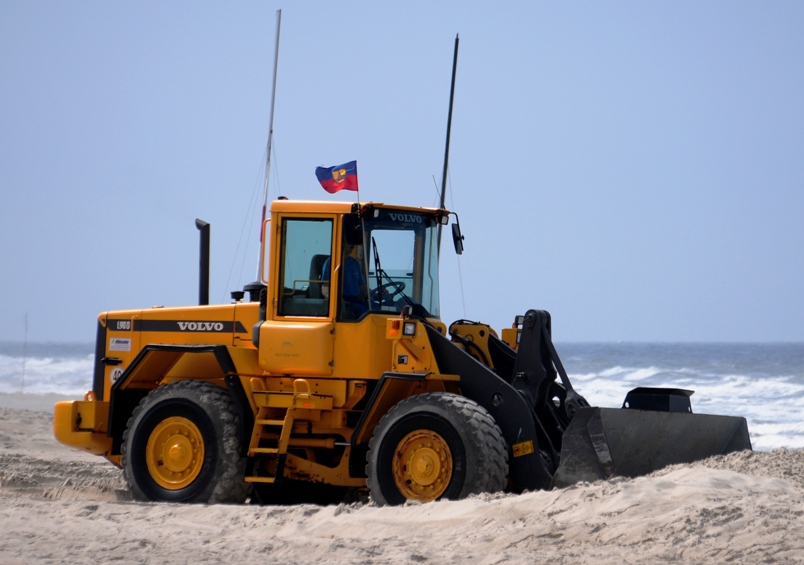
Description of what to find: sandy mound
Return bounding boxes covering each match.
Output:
[1,398,802,564]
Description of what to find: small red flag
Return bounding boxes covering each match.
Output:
[315,161,358,194]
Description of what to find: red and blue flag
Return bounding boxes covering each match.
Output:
[315,161,359,194]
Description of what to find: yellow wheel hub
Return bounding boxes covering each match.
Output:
[146,416,204,490]
[393,430,453,502]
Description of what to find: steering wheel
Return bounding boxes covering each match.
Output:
[371,281,406,306]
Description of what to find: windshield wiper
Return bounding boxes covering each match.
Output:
[370,236,417,309]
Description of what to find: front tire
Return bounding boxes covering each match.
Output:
[121,380,250,503]
[366,392,508,506]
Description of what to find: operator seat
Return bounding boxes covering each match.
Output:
[308,254,329,298]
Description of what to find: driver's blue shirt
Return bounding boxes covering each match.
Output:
[322,256,366,306]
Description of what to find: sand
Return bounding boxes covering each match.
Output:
[1,393,803,564]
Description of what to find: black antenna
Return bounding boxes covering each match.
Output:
[438,34,459,250]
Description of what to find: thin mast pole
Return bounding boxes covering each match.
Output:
[21,313,28,392]
[257,9,282,279]
[438,34,459,252]
[440,34,459,210]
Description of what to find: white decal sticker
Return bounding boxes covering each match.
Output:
[109,338,131,352]
[110,367,125,383]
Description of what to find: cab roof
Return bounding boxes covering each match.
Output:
[270,199,449,216]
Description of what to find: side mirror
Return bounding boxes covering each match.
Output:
[451,221,464,255]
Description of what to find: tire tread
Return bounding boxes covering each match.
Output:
[366,392,508,505]
[121,380,250,504]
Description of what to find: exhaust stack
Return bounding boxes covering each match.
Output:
[195,219,210,306]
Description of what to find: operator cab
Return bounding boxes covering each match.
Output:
[267,202,446,323]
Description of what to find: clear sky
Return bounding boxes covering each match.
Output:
[1,2,802,343]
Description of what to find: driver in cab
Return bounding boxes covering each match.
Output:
[321,241,368,319]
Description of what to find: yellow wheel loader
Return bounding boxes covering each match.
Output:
[53,199,751,504]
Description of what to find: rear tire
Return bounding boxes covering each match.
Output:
[122,380,250,503]
[366,392,508,506]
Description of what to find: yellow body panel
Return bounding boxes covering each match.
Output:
[53,398,112,456]
[501,327,520,350]
[97,302,260,396]
[448,321,501,368]
[258,320,335,376]
[331,315,395,380]
[387,318,439,373]
[268,199,443,216]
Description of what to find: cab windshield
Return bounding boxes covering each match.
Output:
[357,208,441,318]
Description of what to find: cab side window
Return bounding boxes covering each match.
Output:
[277,218,333,317]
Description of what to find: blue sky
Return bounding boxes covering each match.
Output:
[1,2,802,342]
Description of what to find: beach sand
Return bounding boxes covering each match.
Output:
[1,392,802,564]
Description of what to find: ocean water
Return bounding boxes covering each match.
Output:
[0,341,95,397]
[1,341,802,451]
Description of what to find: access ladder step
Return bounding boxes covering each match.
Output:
[244,476,276,484]
[255,419,285,426]
[250,447,280,454]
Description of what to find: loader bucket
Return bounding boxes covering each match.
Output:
[551,407,752,489]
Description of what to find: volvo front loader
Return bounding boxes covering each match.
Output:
[54,199,751,505]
